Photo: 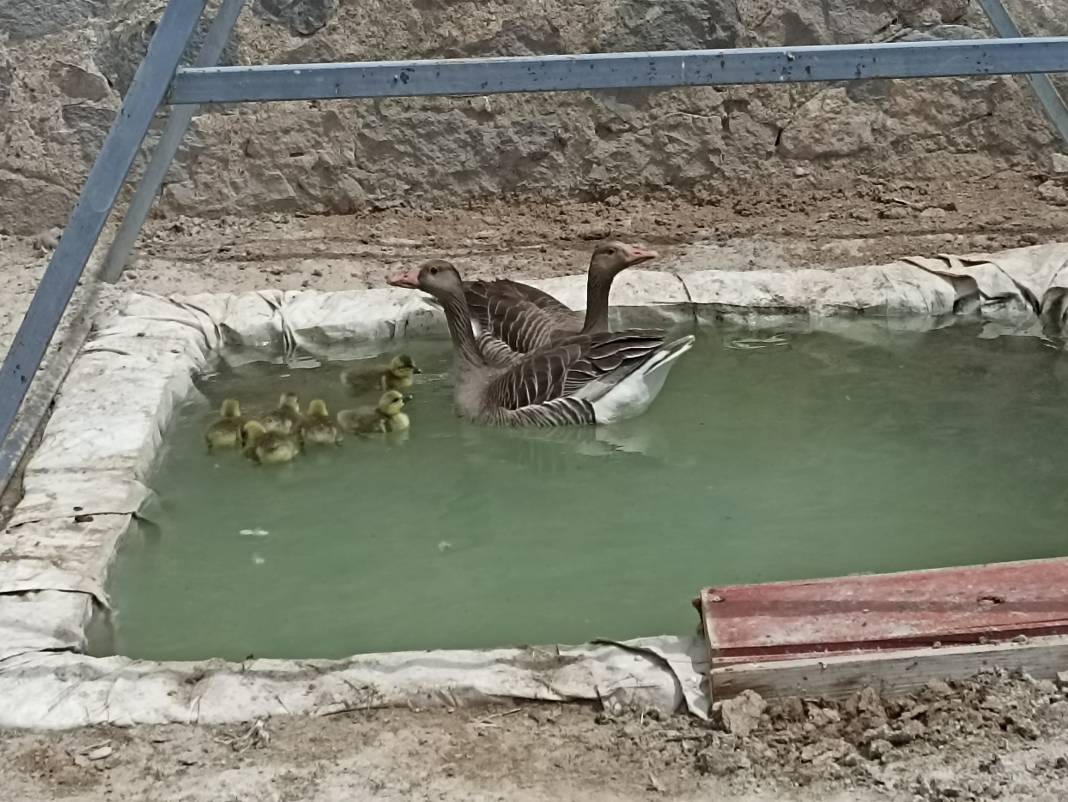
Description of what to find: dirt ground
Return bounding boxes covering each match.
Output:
[2,171,1068,348]
[3,669,1068,801]
[2,173,1068,800]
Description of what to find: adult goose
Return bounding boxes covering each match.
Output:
[422,241,657,366]
[388,260,693,427]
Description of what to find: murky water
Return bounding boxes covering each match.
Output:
[108,322,1068,660]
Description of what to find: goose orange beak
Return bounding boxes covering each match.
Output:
[387,269,421,289]
[624,245,658,266]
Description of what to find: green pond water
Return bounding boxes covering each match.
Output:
[107,322,1068,661]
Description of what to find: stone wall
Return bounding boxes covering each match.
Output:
[0,0,1064,233]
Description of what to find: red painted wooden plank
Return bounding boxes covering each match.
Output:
[698,558,1068,665]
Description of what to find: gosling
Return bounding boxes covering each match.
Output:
[340,354,421,395]
[300,399,343,446]
[204,398,244,452]
[262,392,301,433]
[337,390,410,435]
[242,420,301,464]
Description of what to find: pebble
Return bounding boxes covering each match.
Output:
[866,738,893,760]
[879,206,910,220]
[1037,180,1068,205]
[694,744,751,776]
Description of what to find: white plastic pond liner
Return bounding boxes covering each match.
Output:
[1,243,1067,729]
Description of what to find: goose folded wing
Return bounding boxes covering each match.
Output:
[469,288,566,353]
[486,329,667,410]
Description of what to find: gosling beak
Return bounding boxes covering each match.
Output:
[413,367,423,374]
[624,245,658,266]
[403,393,414,402]
[387,269,421,289]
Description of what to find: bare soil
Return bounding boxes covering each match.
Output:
[3,669,1068,801]
[2,175,1068,799]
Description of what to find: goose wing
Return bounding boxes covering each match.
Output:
[485,329,667,410]
[469,279,573,317]
[466,280,579,354]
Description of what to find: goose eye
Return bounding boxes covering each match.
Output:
[429,266,438,275]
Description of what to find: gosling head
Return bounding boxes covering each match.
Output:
[278,392,300,412]
[242,420,266,444]
[589,240,658,280]
[307,398,329,417]
[377,389,407,417]
[389,353,422,378]
[219,398,241,418]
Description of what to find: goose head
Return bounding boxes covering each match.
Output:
[377,389,407,417]
[307,398,329,417]
[219,398,242,418]
[388,353,422,378]
[589,241,658,279]
[388,259,460,298]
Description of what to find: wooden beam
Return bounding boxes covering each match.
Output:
[712,635,1068,700]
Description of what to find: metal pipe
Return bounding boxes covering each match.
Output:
[100,0,249,284]
[0,0,209,486]
[976,0,1068,145]
[168,37,1068,105]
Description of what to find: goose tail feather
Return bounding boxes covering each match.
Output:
[583,334,695,424]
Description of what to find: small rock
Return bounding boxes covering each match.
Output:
[1037,180,1068,206]
[85,745,113,761]
[310,269,323,277]
[800,738,850,764]
[1032,679,1058,695]
[865,738,893,760]
[793,166,812,178]
[49,61,110,101]
[771,696,805,723]
[32,227,62,251]
[924,770,963,799]
[578,226,611,241]
[1056,671,1068,688]
[805,701,841,727]
[1006,714,1039,740]
[719,690,766,737]
[1052,153,1068,174]
[694,745,751,776]
[924,680,954,697]
[889,719,926,745]
[900,703,929,721]
[920,206,948,219]
[879,206,910,220]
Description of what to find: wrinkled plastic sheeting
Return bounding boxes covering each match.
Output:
[0,591,94,662]
[683,244,1068,337]
[0,635,709,729]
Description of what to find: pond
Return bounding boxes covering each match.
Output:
[106,322,1068,660]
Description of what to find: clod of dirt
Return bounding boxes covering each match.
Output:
[694,740,752,776]
[1037,181,1068,206]
[717,689,766,737]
